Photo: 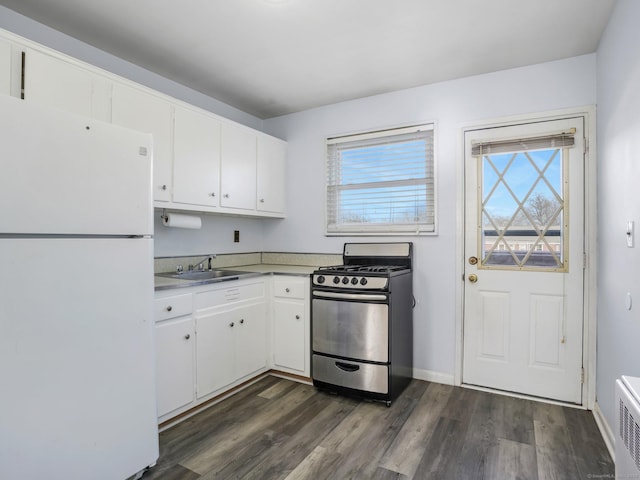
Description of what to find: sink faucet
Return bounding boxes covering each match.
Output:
[188,254,216,272]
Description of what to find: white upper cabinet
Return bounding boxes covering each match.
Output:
[173,105,221,208]
[1,30,287,217]
[257,135,287,214]
[23,48,110,121]
[0,39,11,96]
[220,123,257,211]
[111,83,173,203]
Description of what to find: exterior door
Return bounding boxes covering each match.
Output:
[463,117,585,404]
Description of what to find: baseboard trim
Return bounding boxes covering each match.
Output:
[593,400,615,462]
[412,368,455,385]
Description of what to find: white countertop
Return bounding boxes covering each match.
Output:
[230,264,317,275]
[154,263,315,291]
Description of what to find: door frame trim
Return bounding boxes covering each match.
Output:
[454,106,597,408]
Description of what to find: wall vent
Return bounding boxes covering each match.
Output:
[616,377,640,477]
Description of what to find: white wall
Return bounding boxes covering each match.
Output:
[264,55,597,378]
[595,0,640,434]
[153,211,267,257]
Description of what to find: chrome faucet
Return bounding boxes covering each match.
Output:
[188,254,216,271]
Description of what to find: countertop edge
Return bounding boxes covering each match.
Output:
[154,264,314,291]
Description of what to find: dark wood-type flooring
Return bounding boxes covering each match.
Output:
[142,375,613,479]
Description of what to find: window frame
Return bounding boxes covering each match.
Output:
[325,123,437,236]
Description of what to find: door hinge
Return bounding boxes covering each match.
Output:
[581,368,585,384]
[583,252,587,270]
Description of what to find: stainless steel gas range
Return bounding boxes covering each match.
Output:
[311,242,413,406]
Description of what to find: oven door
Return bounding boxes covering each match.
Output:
[312,292,388,363]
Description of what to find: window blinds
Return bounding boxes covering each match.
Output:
[471,131,575,157]
[326,125,434,234]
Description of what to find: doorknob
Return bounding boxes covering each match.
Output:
[468,274,478,283]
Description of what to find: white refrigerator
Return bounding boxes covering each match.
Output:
[0,95,159,479]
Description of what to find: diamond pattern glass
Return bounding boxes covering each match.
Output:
[481,148,565,269]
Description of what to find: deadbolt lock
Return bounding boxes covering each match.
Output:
[468,256,478,265]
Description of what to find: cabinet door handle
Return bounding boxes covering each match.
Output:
[285,288,290,293]
[259,198,265,203]
[240,318,244,324]
[224,193,230,198]
[229,322,234,327]
[161,184,167,190]
[184,334,190,340]
[166,305,173,312]
[210,192,216,197]
[295,315,300,320]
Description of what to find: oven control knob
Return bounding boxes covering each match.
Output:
[333,276,340,284]
[317,275,325,284]
[342,277,349,285]
[360,278,368,286]
[351,277,359,285]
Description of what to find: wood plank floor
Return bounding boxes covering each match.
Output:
[142,375,613,480]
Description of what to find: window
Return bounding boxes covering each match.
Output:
[326,124,435,235]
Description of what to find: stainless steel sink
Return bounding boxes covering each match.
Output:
[155,269,247,281]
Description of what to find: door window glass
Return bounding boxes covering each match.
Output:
[480,147,567,270]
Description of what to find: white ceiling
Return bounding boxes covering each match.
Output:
[0,0,616,119]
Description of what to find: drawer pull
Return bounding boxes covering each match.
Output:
[285,288,290,293]
[166,305,173,312]
[335,362,360,373]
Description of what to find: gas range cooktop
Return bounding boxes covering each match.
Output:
[313,243,413,290]
[316,264,409,274]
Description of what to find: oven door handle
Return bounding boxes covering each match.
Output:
[335,361,360,372]
[312,290,387,301]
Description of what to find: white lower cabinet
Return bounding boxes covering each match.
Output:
[155,274,311,424]
[154,278,267,423]
[271,276,310,376]
[196,301,267,399]
[154,292,195,419]
[155,317,195,417]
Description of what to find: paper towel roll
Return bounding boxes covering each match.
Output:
[162,213,202,229]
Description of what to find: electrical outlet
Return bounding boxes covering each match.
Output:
[234,230,240,243]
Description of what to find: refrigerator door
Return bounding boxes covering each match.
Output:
[0,95,153,236]
[0,238,158,480]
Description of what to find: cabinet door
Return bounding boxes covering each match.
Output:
[220,123,257,210]
[112,83,173,202]
[23,48,110,121]
[195,308,236,399]
[173,105,221,207]
[155,317,195,417]
[273,299,306,372]
[257,135,286,214]
[0,39,11,96]
[234,302,267,379]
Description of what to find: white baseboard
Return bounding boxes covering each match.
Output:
[593,400,615,462]
[412,368,455,386]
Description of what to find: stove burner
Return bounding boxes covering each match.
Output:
[317,264,407,274]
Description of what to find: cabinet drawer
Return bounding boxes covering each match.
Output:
[194,281,265,310]
[273,277,307,299]
[155,293,193,321]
